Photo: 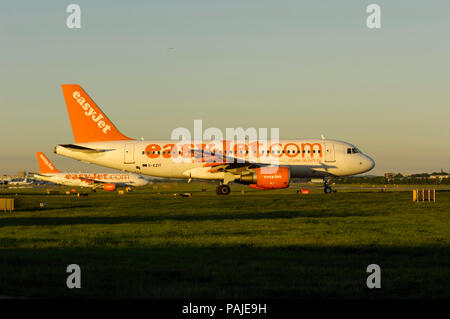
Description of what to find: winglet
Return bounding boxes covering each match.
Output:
[36,152,60,173]
[61,84,133,143]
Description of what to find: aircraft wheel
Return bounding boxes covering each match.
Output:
[217,185,231,195]
[324,186,332,194]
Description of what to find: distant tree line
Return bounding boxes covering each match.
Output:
[330,176,450,185]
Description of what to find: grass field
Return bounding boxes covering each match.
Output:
[0,183,449,299]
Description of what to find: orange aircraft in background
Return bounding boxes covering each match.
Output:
[34,152,149,191]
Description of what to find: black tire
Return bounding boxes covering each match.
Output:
[217,185,231,195]
[324,186,332,194]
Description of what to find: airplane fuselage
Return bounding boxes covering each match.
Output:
[34,172,148,188]
[55,138,375,181]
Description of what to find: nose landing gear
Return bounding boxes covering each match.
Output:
[323,177,332,194]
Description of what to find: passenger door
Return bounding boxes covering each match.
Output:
[124,143,135,164]
[324,143,335,162]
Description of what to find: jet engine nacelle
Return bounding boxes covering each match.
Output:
[237,166,290,190]
[103,183,116,191]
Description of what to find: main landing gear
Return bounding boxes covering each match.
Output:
[216,184,231,195]
[323,177,332,194]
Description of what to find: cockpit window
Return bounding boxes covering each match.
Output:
[347,148,359,154]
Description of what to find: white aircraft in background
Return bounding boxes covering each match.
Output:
[0,176,12,185]
[8,176,33,186]
[54,84,375,195]
[33,152,149,191]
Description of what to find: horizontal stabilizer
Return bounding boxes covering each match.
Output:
[57,144,114,153]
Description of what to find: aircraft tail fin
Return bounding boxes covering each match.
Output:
[36,152,60,173]
[61,84,133,143]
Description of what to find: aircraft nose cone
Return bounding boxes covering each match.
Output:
[365,155,375,171]
[358,155,375,173]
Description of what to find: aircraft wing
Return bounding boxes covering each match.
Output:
[78,176,108,185]
[189,148,335,176]
[190,148,275,174]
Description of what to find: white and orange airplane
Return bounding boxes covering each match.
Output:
[34,152,149,191]
[54,85,375,195]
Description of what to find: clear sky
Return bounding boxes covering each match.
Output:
[1,0,449,175]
